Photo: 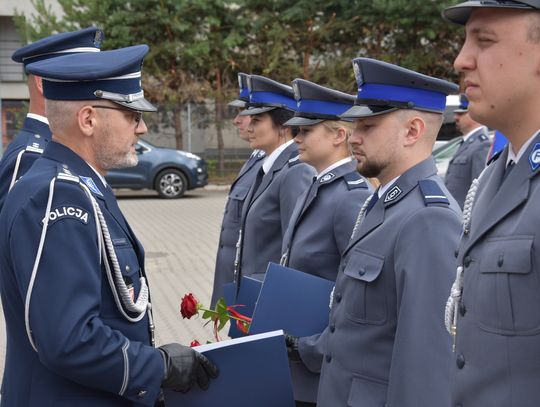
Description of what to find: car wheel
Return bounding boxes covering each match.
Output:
[154,169,187,199]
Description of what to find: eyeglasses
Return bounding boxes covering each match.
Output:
[91,105,143,128]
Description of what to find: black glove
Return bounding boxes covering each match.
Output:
[158,343,219,393]
[284,333,301,361]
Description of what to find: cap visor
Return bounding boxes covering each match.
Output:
[114,98,157,112]
[284,116,323,126]
[228,99,247,108]
[238,106,276,116]
[340,105,398,119]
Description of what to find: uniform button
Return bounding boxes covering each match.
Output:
[358,267,366,276]
[221,227,225,232]
[459,302,466,317]
[220,244,224,249]
[329,324,335,333]
[137,390,147,398]
[224,210,228,214]
[463,256,471,268]
[125,265,131,272]
[454,249,459,258]
[325,354,332,363]
[335,293,342,303]
[456,354,465,369]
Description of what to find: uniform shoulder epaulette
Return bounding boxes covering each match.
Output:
[56,164,80,183]
[343,172,368,190]
[288,152,301,167]
[25,133,46,154]
[487,149,503,166]
[418,179,450,206]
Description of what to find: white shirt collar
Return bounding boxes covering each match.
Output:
[317,157,353,179]
[26,113,49,125]
[462,125,487,143]
[86,162,108,187]
[262,139,295,174]
[507,129,540,167]
[378,175,400,199]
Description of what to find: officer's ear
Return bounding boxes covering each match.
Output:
[403,115,425,147]
[333,126,348,146]
[33,76,44,96]
[77,105,98,137]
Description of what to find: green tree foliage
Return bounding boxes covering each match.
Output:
[15,0,463,159]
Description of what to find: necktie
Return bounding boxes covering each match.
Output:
[365,189,380,215]
[251,167,265,196]
[502,160,515,182]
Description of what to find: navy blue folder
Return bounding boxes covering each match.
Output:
[249,262,335,337]
[222,277,262,338]
[164,330,295,407]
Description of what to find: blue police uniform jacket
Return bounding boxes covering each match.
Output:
[0,141,164,406]
[237,142,315,281]
[210,150,265,307]
[0,116,52,213]
[314,157,462,407]
[451,132,540,407]
[444,126,490,209]
[281,159,372,403]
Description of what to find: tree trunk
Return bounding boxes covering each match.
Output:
[173,105,183,150]
[215,68,225,177]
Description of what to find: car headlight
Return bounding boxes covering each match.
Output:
[177,151,201,160]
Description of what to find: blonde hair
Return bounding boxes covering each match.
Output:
[321,120,354,137]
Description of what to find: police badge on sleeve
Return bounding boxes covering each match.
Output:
[42,206,89,225]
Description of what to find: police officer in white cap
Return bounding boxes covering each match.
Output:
[0,27,104,213]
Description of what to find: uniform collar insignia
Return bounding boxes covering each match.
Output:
[256,150,266,159]
[529,142,540,172]
[80,175,103,196]
[384,185,402,203]
[319,172,336,183]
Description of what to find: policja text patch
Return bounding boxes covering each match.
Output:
[42,206,89,225]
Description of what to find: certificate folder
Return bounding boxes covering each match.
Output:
[222,277,262,338]
[249,263,335,337]
[164,330,295,407]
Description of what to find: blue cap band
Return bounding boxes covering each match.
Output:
[357,83,447,112]
[298,99,353,117]
[250,91,297,111]
[240,87,250,100]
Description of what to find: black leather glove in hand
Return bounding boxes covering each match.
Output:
[284,334,301,361]
[159,343,219,393]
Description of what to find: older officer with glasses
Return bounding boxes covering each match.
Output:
[315,58,461,407]
[0,45,218,407]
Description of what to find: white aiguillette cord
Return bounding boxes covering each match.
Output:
[25,177,149,352]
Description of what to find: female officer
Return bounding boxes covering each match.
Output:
[281,79,373,407]
[234,75,315,282]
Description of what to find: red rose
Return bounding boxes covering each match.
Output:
[190,340,201,347]
[180,293,199,319]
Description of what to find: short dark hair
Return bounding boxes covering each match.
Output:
[268,108,299,136]
[527,12,540,43]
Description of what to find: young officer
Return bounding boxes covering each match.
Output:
[234,75,315,282]
[0,45,218,407]
[210,73,265,307]
[281,79,372,406]
[443,2,540,406]
[314,58,462,407]
[445,93,490,208]
[0,27,103,212]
